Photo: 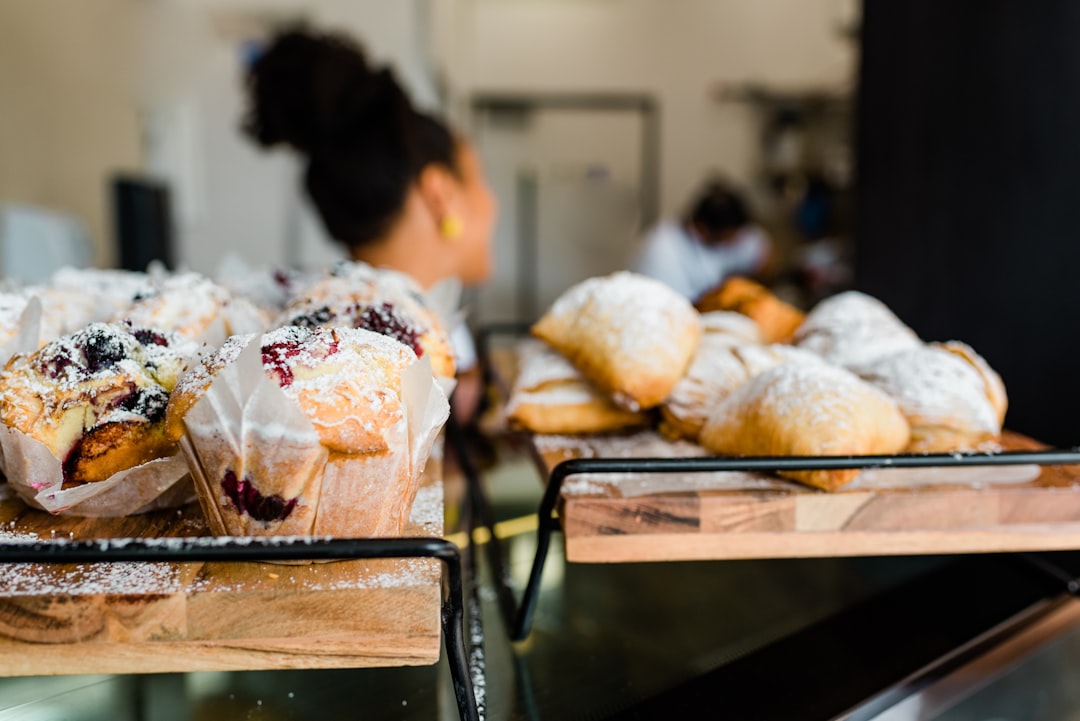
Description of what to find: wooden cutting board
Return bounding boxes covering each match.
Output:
[534,431,1080,562]
[488,342,1080,562]
[0,457,445,676]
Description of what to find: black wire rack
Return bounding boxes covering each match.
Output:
[472,324,1080,642]
[0,531,482,721]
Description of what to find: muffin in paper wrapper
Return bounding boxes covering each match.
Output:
[0,425,193,516]
[0,296,42,479]
[285,261,463,398]
[179,338,449,538]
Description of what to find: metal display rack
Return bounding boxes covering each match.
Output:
[0,535,482,721]
[472,324,1080,642]
[505,448,1080,641]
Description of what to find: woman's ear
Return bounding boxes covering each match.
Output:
[416,164,461,230]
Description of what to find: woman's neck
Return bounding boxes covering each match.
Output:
[349,194,454,289]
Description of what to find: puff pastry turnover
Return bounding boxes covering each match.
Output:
[699,362,911,491]
[506,342,647,435]
[531,272,700,411]
[793,290,921,370]
[660,341,824,442]
[857,341,1007,453]
[694,277,805,343]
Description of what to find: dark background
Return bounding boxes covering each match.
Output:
[856,0,1080,446]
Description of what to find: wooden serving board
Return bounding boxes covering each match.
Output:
[0,458,445,676]
[534,431,1080,562]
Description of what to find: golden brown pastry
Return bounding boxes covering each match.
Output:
[0,293,36,354]
[506,342,647,434]
[659,336,751,441]
[938,341,1008,426]
[46,266,150,334]
[0,322,199,485]
[857,342,1007,453]
[694,277,805,343]
[699,362,911,491]
[111,271,269,347]
[170,325,413,452]
[278,270,455,379]
[793,290,921,370]
[531,272,700,411]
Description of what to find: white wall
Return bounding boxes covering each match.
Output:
[0,0,142,267]
[139,0,441,275]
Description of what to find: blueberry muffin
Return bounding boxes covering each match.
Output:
[279,270,455,378]
[0,322,199,485]
[167,325,449,537]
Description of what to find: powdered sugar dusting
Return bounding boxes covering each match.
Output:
[511,340,582,391]
[537,431,790,497]
[264,325,414,396]
[408,481,443,536]
[0,322,200,454]
[700,311,762,343]
[0,529,181,596]
[662,337,750,436]
[858,344,1000,434]
[542,272,699,388]
[115,271,231,340]
[794,291,921,369]
[176,326,417,435]
[534,430,705,459]
[705,363,901,453]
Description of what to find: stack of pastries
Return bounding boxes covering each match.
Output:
[511,274,1008,492]
[0,261,451,531]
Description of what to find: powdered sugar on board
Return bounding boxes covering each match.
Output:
[848,464,1042,489]
[0,471,444,596]
[511,339,583,390]
[536,431,791,498]
[0,528,182,596]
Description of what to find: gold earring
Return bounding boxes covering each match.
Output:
[440,215,464,241]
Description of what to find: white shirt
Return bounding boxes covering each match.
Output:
[450,322,477,372]
[631,220,770,301]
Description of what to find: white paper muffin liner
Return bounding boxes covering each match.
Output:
[0,424,193,517]
[179,336,449,538]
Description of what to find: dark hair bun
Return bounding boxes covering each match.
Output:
[241,26,459,249]
[690,181,750,234]
[244,27,411,155]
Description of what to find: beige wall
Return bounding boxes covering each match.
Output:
[454,0,856,219]
[441,0,856,322]
[0,0,143,267]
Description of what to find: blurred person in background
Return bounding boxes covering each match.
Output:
[243,26,496,422]
[632,179,773,304]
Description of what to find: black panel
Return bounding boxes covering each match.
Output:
[112,175,174,272]
[855,1,1080,446]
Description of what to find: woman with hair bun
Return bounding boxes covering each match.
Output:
[244,27,495,290]
[243,26,497,418]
